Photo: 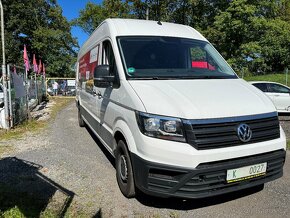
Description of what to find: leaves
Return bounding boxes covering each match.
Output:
[67,0,290,75]
[2,0,78,77]
[207,0,290,74]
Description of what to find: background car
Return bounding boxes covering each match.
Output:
[66,86,76,96]
[250,81,290,114]
[46,86,54,96]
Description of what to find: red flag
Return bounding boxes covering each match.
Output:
[42,63,46,76]
[23,45,30,71]
[38,59,42,74]
[33,54,38,73]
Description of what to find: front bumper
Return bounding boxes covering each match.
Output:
[131,149,286,199]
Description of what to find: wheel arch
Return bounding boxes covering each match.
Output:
[113,120,137,156]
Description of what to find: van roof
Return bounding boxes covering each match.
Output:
[108,18,205,39]
[78,18,207,59]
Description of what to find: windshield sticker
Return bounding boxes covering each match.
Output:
[127,67,136,75]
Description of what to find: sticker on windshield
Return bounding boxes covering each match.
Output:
[127,67,136,75]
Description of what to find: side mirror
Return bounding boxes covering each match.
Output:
[93,65,115,88]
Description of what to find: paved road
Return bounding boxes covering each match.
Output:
[4,103,290,217]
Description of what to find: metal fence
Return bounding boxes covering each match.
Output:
[8,65,28,127]
[0,64,46,129]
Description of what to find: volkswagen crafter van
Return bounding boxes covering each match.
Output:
[76,18,286,198]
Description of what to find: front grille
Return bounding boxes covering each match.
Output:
[184,113,280,150]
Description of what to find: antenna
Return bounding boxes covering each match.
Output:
[157,0,162,25]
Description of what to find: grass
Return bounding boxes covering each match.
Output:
[48,97,75,120]
[0,206,92,218]
[287,141,290,150]
[244,73,288,86]
[0,184,54,218]
[0,97,74,157]
[0,97,74,142]
[0,97,80,218]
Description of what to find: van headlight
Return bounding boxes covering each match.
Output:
[136,112,186,142]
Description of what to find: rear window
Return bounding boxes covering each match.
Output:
[253,83,268,92]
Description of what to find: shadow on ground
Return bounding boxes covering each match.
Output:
[0,157,74,217]
[135,185,263,210]
[85,125,115,168]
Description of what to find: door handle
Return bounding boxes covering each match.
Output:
[93,90,102,98]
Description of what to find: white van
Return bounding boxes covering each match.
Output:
[76,19,286,198]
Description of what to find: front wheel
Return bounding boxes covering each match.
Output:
[115,140,136,198]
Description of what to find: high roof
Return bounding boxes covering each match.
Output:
[106,18,207,40]
[78,18,208,59]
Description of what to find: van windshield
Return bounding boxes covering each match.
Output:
[118,36,238,80]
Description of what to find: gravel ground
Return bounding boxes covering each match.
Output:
[1,103,289,217]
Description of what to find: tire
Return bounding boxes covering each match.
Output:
[115,140,136,198]
[78,107,85,127]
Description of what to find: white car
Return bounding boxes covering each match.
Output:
[250,81,290,114]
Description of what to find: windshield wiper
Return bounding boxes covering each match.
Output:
[129,75,236,80]
[129,77,160,80]
[176,75,235,79]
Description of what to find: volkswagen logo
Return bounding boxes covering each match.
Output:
[237,124,252,142]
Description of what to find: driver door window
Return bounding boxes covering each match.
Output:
[268,84,290,94]
[102,40,117,77]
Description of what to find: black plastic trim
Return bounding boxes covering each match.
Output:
[183,111,278,125]
[131,149,286,199]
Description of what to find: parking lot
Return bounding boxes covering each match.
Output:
[1,104,289,217]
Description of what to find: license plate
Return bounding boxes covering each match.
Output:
[226,162,267,183]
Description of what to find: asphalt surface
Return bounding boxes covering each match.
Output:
[3,103,290,217]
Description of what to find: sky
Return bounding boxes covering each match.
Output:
[58,0,102,47]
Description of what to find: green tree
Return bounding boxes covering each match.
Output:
[74,0,133,35]
[1,0,78,77]
[74,0,290,75]
[206,0,290,74]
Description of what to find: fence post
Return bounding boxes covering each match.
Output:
[2,64,9,129]
[286,67,288,86]
[7,64,13,128]
[35,73,38,105]
[25,69,30,120]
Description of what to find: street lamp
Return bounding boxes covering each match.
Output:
[0,0,9,129]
